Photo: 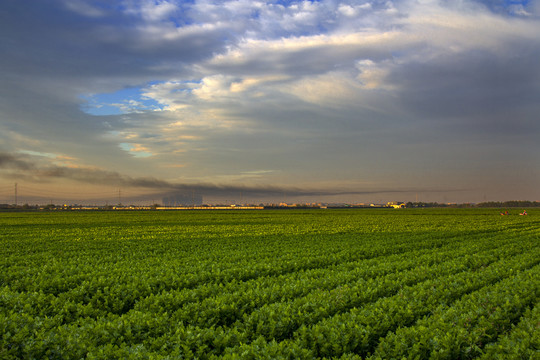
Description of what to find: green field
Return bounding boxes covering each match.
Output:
[1,209,539,359]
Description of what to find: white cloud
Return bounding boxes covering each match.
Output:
[283,72,363,107]
[111,99,144,113]
[338,3,372,17]
[141,81,197,111]
[141,0,178,22]
[204,30,409,74]
[230,75,290,93]
[119,143,153,158]
[62,0,108,17]
[191,75,234,101]
[356,59,394,90]
[105,0,540,161]
[508,4,532,17]
[136,21,229,44]
[16,149,82,169]
[402,2,539,54]
[122,0,179,22]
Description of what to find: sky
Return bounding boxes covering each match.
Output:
[1,0,539,205]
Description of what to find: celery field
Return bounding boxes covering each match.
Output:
[1,209,539,359]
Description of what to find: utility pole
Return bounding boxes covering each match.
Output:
[14,183,17,206]
[118,188,122,206]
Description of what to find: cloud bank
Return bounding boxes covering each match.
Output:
[1,1,539,203]
[1,152,463,201]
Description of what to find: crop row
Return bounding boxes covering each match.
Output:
[369,266,540,358]
[1,226,451,293]
[478,300,540,359]
[0,227,523,327]
[1,209,538,359]
[1,219,508,321]
[217,248,540,359]
[3,242,537,359]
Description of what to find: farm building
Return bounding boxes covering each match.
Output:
[387,201,406,209]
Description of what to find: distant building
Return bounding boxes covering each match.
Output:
[162,193,203,206]
[387,201,406,209]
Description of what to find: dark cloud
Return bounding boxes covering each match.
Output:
[0,1,227,79]
[385,48,540,145]
[0,152,462,199]
[0,153,36,171]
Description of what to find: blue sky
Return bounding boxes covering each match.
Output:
[1,0,539,204]
[81,84,169,115]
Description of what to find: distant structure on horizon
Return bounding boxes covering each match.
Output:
[387,201,406,209]
[162,193,203,206]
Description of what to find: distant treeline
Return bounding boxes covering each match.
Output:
[475,201,540,208]
[406,201,540,208]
